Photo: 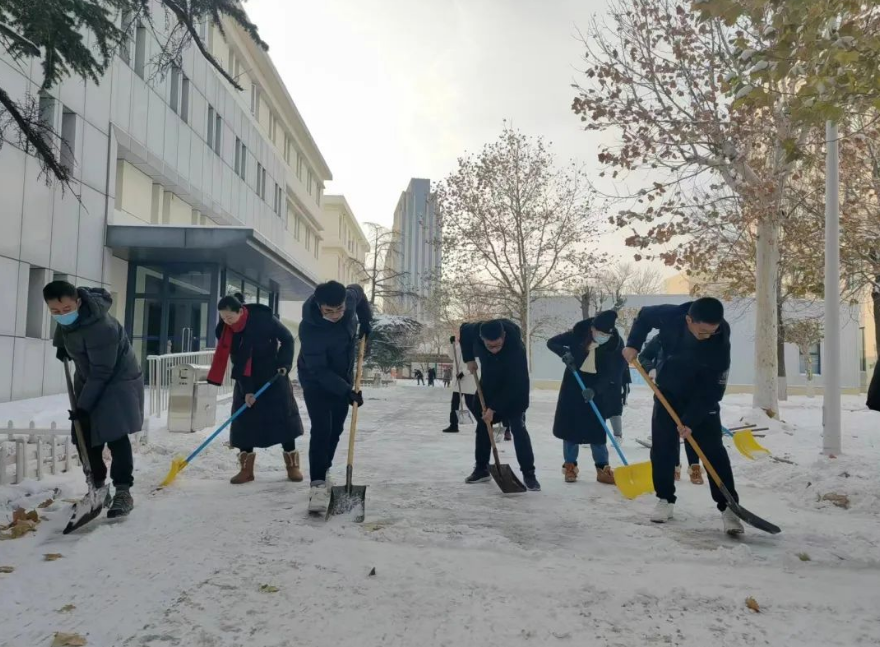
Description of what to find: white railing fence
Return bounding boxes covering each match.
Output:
[1,420,150,485]
[146,350,232,417]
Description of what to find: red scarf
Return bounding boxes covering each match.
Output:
[207,307,252,385]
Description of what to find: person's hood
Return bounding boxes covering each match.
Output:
[63,287,112,331]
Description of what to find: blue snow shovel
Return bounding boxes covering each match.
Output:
[567,365,653,499]
[158,373,281,488]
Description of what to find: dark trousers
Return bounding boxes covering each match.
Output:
[303,388,350,484]
[450,391,460,426]
[73,422,133,489]
[469,399,535,473]
[676,438,700,467]
[650,398,737,511]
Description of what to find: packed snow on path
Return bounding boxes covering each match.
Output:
[1,384,879,647]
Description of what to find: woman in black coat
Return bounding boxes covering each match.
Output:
[207,294,304,484]
[546,310,627,485]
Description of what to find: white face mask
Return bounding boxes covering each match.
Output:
[594,333,611,345]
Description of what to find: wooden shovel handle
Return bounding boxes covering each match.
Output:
[630,359,727,493]
[345,337,367,470]
[474,377,503,466]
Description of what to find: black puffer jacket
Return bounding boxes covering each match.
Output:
[460,319,529,417]
[297,285,373,396]
[868,362,880,412]
[52,288,144,446]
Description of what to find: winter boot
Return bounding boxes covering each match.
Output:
[674,465,682,481]
[596,465,616,485]
[722,508,745,535]
[230,452,256,484]
[503,428,512,442]
[308,482,330,514]
[465,466,491,484]
[442,424,459,433]
[651,500,674,523]
[522,471,541,492]
[688,464,704,485]
[107,488,134,519]
[562,462,579,483]
[283,450,304,482]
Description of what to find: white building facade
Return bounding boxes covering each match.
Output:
[529,294,864,394]
[0,4,331,402]
[319,195,369,285]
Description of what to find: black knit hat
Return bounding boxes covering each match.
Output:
[592,310,618,335]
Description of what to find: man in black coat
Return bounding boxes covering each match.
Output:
[44,281,144,519]
[460,319,539,491]
[624,298,743,535]
[867,361,880,412]
[297,281,372,514]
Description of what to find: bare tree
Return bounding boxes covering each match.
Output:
[783,318,824,397]
[351,222,420,311]
[574,261,663,318]
[436,126,603,367]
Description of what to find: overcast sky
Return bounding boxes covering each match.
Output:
[247,0,650,267]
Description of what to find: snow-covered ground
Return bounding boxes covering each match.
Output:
[1,384,879,647]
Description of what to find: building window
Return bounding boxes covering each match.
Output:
[316,184,322,205]
[294,216,301,241]
[268,111,277,142]
[799,343,822,377]
[134,22,147,79]
[213,112,222,154]
[305,228,312,251]
[180,76,190,123]
[120,10,133,64]
[207,106,215,148]
[296,152,303,179]
[250,83,261,116]
[273,183,282,215]
[234,137,243,178]
[227,50,235,77]
[37,92,56,151]
[170,65,181,113]
[307,169,313,195]
[284,134,291,164]
[860,327,867,372]
[314,239,319,259]
[60,108,77,172]
[25,268,46,339]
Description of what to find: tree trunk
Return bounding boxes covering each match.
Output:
[776,297,788,401]
[753,217,780,416]
[873,283,880,362]
[580,292,590,319]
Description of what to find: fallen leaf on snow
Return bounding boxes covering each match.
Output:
[0,519,38,540]
[797,552,811,562]
[38,499,55,509]
[820,493,850,509]
[259,584,279,593]
[44,553,64,562]
[51,632,87,646]
[745,596,760,613]
[0,566,14,573]
[57,604,76,613]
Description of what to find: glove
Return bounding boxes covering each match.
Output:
[457,372,465,381]
[562,351,575,367]
[68,408,88,421]
[347,390,364,407]
[581,388,595,403]
[359,324,371,339]
[449,335,456,344]
[56,346,71,362]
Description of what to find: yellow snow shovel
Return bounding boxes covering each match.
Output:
[724,425,771,459]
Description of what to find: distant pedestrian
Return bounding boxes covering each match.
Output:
[414,369,424,385]
[427,367,436,386]
[443,366,452,388]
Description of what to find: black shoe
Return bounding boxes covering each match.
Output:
[522,472,541,492]
[503,429,512,441]
[442,425,459,433]
[107,489,134,519]
[465,467,491,484]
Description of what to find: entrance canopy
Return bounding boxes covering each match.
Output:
[106,225,317,300]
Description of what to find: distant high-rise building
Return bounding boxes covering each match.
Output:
[384,178,441,319]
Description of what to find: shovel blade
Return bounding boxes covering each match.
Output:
[63,484,110,534]
[159,457,188,488]
[614,461,654,499]
[733,431,771,460]
[728,498,782,534]
[326,485,367,522]
[488,463,527,493]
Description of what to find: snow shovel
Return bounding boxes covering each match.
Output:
[62,358,111,534]
[567,365,652,499]
[723,425,771,459]
[328,336,368,521]
[450,340,474,425]
[158,373,281,488]
[633,360,781,535]
[474,379,527,494]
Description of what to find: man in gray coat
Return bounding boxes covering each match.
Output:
[44,281,144,518]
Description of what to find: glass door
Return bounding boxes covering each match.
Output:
[166,300,210,354]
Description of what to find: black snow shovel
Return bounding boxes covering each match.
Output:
[474,379,526,494]
[327,335,368,522]
[62,358,111,534]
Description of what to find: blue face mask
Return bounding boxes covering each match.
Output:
[594,333,611,345]
[53,311,79,326]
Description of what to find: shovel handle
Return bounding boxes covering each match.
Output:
[567,364,629,466]
[630,359,728,495]
[474,378,503,467]
[63,359,96,481]
[344,336,367,485]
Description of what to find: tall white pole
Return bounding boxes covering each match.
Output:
[823,120,841,455]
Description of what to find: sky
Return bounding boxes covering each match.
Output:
[247,0,656,270]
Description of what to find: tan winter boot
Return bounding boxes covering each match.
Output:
[230,452,255,484]
[596,465,616,485]
[688,464,704,485]
[562,462,579,483]
[674,465,682,481]
[283,450,304,482]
